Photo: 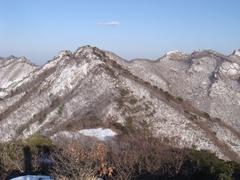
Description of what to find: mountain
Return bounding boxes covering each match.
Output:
[0,56,37,92]
[0,46,240,161]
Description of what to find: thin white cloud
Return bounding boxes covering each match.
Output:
[97,21,120,27]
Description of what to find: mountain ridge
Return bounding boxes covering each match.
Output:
[0,46,240,162]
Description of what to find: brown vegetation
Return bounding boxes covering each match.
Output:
[1,133,240,180]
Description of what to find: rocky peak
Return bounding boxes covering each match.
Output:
[0,55,36,67]
[232,49,240,57]
[6,55,18,60]
[18,56,28,62]
[166,50,184,55]
[17,57,37,67]
[73,46,106,63]
[0,56,38,90]
[57,50,72,59]
[74,45,94,56]
[165,50,188,60]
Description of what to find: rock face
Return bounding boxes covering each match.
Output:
[0,46,240,161]
[218,62,240,80]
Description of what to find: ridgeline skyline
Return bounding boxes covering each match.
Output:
[1,0,240,64]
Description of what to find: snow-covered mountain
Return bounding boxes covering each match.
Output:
[0,56,37,92]
[1,46,240,161]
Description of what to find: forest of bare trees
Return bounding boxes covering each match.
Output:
[0,133,240,180]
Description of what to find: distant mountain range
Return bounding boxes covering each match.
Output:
[1,46,240,161]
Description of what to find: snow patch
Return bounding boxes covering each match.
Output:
[78,128,117,140]
[10,175,52,180]
[52,128,117,141]
[0,91,7,98]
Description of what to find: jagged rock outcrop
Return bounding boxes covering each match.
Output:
[0,46,240,162]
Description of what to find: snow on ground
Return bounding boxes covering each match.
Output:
[10,175,52,180]
[0,61,37,89]
[78,128,117,140]
[52,128,117,141]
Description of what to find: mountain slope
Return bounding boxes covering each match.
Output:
[0,56,37,93]
[121,50,240,131]
[0,46,240,161]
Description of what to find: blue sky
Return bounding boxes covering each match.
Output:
[0,0,240,64]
